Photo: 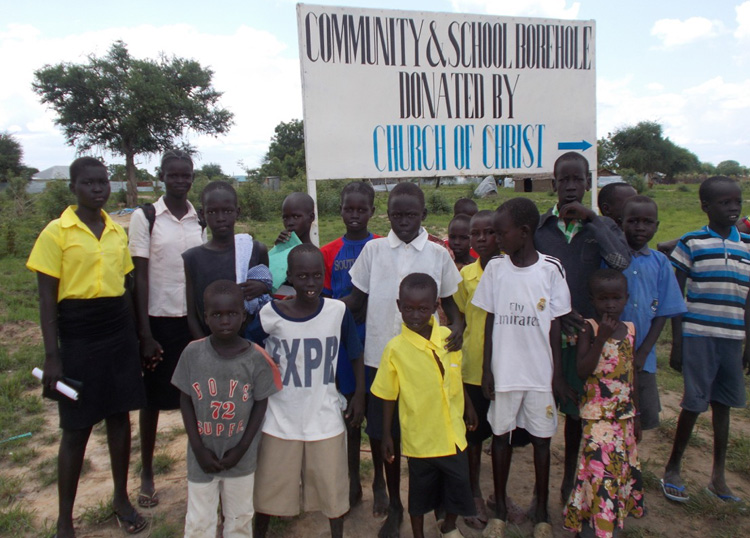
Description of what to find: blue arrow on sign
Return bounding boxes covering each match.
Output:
[557,140,592,151]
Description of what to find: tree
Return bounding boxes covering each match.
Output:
[247,119,306,182]
[716,160,747,177]
[0,133,24,181]
[197,163,231,181]
[33,41,233,206]
[608,121,700,180]
[597,135,616,170]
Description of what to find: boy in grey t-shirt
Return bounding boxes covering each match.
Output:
[172,280,280,537]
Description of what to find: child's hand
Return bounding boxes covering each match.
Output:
[139,336,164,372]
[275,230,292,245]
[219,445,245,470]
[634,416,642,444]
[345,392,365,428]
[382,435,396,464]
[553,375,576,406]
[195,446,223,474]
[239,280,270,301]
[445,319,465,351]
[559,201,596,222]
[464,404,478,432]
[42,355,64,390]
[598,313,619,340]
[561,310,585,335]
[669,341,683,373]
[481,370,495,401]
[633,347,648,371]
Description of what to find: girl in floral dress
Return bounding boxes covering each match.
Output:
[564,269,644,538]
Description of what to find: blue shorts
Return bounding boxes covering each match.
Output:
[365,366,400,441]
[681,336,746,413]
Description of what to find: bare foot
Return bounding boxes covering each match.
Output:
[373,486,389,517]
[377,505,403,538]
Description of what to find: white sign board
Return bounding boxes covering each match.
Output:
[297,3,596,180]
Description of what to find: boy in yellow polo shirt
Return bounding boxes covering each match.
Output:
[372,273,478,538]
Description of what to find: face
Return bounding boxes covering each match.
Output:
[202,189,238,238]
[204,293,245,340]
[448,220,471,257]
[287,252,325,302]
[554,160,589,206]
[70,165,110,210]
[591,278,628,319]
[388,194,426,243]
[397,286,438,336]
[161,159,194,198]
[494,211,527,256]
[340,192,374,234]
[282,198,315,236]
[470,215,499,260]
[622,202,659,250]
[702,182,742,229]
[604,185,638,227]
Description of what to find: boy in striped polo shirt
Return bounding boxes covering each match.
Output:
[662,176,750,504]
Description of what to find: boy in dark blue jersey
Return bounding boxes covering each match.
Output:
[320,181,379,507]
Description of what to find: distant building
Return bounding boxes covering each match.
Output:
[28,166,69,193]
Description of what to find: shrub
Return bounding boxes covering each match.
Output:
[426,189,451,214]
[36,180,74,220]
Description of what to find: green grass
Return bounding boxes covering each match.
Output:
[0,257,40,324]
[79,498,113,525]
[0,475,22,506]
[147,513,181,538]
[728,433,750,478]
[133,450,177,476]
[0,503,36,534]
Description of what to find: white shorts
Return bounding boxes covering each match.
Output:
[185,472,255,538]
[487,390,558,439]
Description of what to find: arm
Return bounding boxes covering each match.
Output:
[381,398,397,463]
[345,356,366,428]
[634,316,667,371]
[481,313,495,400]
[179,392,223,473]
[38,273,63,390]
[184,261,205,340]
[577,318,617,380]
[441,295,465,352]
[133,257,163,370]
[669,270,688,372]
[463,385,478,431]
[340,286,368,323]
[219,398,269,470]
[551,318,575,405]
[559,202,628,271]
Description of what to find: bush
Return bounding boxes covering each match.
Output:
[426,189,451,214]
[36,180,75,220]
[620,168,648,194]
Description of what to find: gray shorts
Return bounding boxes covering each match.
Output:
[681,336,746,413]
[637,371,661,430]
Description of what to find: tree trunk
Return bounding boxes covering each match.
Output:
[125,150,138,207]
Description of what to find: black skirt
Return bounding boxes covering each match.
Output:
[56,297,146,430]
[143,316,192,410]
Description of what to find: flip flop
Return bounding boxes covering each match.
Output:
[114,508,148,534]
[705,487,742,503]
[137,490,159,508]
[660,478,689,503]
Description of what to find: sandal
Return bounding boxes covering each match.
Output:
[464,497,489,529]
[137,490,159,508]
[114,508,148,534]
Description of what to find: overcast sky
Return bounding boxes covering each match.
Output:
[1,0,748,176]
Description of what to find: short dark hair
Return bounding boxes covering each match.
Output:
[160,149,193,177]
[699,176,738,203]
[389,181,425,208]
[553,152,589,178]
[69,157,106,184]
[204,279,243,306]
[622,195,658,216]
[497,197,540,230]
[200,180,237,205]
[449,214,471,229]
[471,209,495,225]
[399,272,438,302]
[341,181,375,206]
[588,268,627,295]
[283,192,315,212]
[453,198,478,216]
[287,243,324,272]
[599,182,634,208]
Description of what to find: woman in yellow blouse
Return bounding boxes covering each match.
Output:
[27,157,147,536]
